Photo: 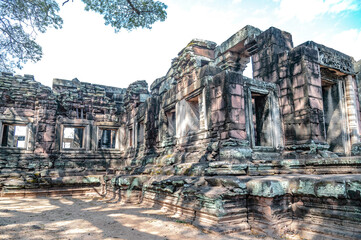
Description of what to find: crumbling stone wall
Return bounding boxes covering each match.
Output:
[0,75,128,191]
[108,25,361,239]
[0,73,57,189]
[0,73,57,154]
[53,78,125,121]
[1,25,361,239]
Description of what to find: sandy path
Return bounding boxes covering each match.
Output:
[0,196,265,240]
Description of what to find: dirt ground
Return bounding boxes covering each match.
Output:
[0,196,269,240]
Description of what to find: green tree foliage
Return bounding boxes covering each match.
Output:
[0,0,63,71]
[82,0,167,32]
[0,0,167,72]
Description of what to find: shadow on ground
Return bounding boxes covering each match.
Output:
[0,196,262,240]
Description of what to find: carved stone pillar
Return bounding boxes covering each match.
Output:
[345,75,360,145]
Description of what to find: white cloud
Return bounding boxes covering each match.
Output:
[18,0,243,88]
[16,0,361,89]
[325,28,361,61]
[276,0,359,23]
[328,0,359,13]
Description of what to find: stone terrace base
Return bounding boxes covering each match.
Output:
[107,173,361,240]
[1,156,361,239]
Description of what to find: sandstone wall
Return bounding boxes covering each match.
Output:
[1,25,361,239]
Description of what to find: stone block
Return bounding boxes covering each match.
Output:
[220,131,228,139]
[294,122,311,136]
[214,86,223,98]
[211,110,226,123]
[346,180,361,199]
[21,109,35,117]
[291,178,316,196]
[211,97,225,111]
[270,70,278,82]
[247,178,290,198]
[279,78,289,89]
[231,96,244,109]
[229,130,247,140]
[231,108,245,124]
[310,123,322,136]
[34,148,45,154]
[215,25,262,57]
[292,75,305,88]
[293,87,305,99]
[351,143,361,156]
[315,181,346,198]
[193,46,215,59]
[309,75,321,86]
[38,124,47,132]
[219,146,252,161]
[278,66,288,78]
[307,61,320,75]
[309,97,323,110]
[280,89,288,96]
[292,62,302,75]
[229,84,243,96]
[278,51,288,63]
[43,131,54,142]
[230,122,246,129]
[282,105,292,115]
[253,61,261,72]
[279,96,290,107]
[294,98,308,112]
[308,85,322,98]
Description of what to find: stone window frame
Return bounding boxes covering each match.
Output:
[176,90,204,135]
[165,108,176,138]
[128,125,134,148]
[319,68,358,155]
[157,104,177,148]
[94,122,121,152]
[245,83,283,151]
[136,120,145,147]
[186,95,201,132]
[0,118,34,152]
[186,88,208,132]
[56,118,91,152]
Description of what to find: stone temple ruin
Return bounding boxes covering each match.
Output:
[1,25,361,239]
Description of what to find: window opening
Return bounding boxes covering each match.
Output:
[177,96,201,138]
[187,96,200,133]
[62,127,84,149]
[98,128,117,149]
[166,110,176,137]
[137,121,144,145]
[74,108,85,119]
[321,79,345,153]
[251,92,272,147]
[129,128,133,147]
[243,58,253,78]
[1,124,27,148]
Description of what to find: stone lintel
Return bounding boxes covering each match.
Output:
[300,41,355,75]
[215,25,262,59]
[178,39,217,57]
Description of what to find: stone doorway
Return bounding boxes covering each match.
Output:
[321,79,349,154]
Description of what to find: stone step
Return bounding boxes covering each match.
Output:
[0,186,102,198]
[0,174,105,190]
[249,156,361,175]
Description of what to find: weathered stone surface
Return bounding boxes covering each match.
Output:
[1,25,361,239]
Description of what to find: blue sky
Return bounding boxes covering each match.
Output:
[18,0,361,88]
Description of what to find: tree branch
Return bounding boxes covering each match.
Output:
[62,0,73,6]
[126,0,140,15]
